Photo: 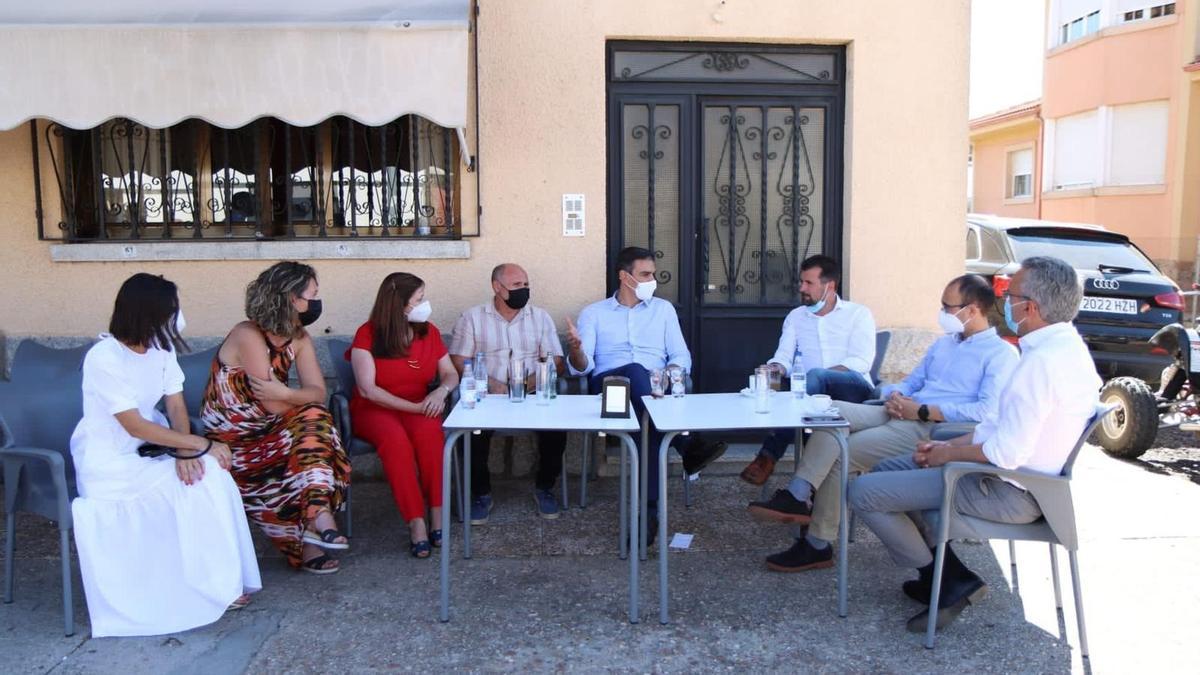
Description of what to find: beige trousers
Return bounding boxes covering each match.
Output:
[793,401,951,541]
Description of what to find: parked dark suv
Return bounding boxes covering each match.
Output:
[966,214,1184,384]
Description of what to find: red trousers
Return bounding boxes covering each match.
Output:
[350,404,445,522]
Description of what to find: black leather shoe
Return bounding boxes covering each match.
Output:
[904,545,974,605]
[681,438,728,475]
[905,570,987,632]
[765,538,834,572]
[748,489,813,525]
[903,578,931,603]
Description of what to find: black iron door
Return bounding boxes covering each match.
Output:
[607,43,845,392]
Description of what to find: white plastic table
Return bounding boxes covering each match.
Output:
[640,392,852,624]
[439,394,643,623]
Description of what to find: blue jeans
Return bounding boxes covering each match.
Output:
[760,367,873,461]
[589,363,684,504]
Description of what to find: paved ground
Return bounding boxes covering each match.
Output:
[2,434,1199,674]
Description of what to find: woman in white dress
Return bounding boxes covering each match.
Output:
[70,273,261,638]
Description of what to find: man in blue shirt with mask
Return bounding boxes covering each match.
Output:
[748,274,1019,572]
[566,246,727,546]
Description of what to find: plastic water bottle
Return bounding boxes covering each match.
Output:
[473,352,488,399]
[548,363,558,399]
[791,352,807,399]
[460,360,477,409]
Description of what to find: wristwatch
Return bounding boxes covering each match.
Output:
[918,404,930,422]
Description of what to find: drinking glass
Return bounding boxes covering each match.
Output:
[650,368,666,398]
[754,366,771,413]
[768,368,782,392]
[535,359,552,406]
[509,358,526,402]
[670,368,685,398]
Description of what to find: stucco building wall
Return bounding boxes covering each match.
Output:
[970,120,1041,219]
[0,0,969,349]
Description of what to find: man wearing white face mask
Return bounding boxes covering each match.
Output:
[850,257,1100,632]
[747,274,1018,573]
[566,246,727,546]
[741,255,877,485]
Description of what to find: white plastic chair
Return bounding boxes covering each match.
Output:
[923,402,1116,655]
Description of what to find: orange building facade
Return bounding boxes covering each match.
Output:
[970,0,1200,283]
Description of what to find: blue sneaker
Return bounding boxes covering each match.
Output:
[533,489,559,520]
[469,494,493,525]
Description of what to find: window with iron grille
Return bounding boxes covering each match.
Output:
[32,115,461,242]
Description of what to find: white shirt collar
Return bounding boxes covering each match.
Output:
[1018,321,1075,351]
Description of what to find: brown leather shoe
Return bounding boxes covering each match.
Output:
[739,454,776,486]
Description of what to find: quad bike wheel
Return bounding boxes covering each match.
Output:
[1093,377,1159,459]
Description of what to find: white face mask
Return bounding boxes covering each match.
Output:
[937,307,966,335]
[174,309,187,334]
[407,300,432,323]
[630,279,657,302]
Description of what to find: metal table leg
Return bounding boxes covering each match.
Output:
[658,431,681,624]
[640,412,650,561]
[617,433,627,560]
[826,426,850,618]
[580,434,591,508]
[440,430,467,622]
[463,432,473,559]
[615,431,640,623]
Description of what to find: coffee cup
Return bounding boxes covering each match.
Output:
[807,394,832,412]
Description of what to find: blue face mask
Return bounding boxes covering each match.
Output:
[1003,296,1027,335]
[807,283,831,314]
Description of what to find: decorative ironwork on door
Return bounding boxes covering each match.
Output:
[621,103,681,305]
[703,105,824,306]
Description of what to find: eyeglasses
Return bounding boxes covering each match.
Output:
[1002,292,1032,302]
[940,302,968,312]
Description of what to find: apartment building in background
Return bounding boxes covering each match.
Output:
[970,0,1200,283]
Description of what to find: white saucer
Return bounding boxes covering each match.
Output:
[739,387,777,398]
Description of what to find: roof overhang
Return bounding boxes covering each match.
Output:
[968,100,1042,137]
[0,1,470,131]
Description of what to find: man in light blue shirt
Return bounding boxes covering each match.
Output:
[747,274,1019,572]
[566,247,727,545]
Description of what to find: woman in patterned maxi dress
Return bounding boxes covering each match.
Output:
[202,261,351,574]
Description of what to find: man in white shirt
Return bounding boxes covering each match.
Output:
[848,256,1102,633]
[741,255,877,485]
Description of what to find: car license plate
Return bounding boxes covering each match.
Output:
[1079,296,1138,315]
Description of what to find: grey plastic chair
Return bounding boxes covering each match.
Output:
[869,330,891,387]
[326,338,467,535]
[0,360,86,637]
[176,345,220,434]
[922,402,1116,653]
[8,340,93,384]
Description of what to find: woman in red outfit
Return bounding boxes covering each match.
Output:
[349,272,458,558]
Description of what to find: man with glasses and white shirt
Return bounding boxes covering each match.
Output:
[849,256,1101,633]
[740,255,877,486]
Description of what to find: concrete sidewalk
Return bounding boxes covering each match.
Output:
[1,438,1198,674]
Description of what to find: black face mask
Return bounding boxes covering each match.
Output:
[503,287,530,310]
[298,298,323,326]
